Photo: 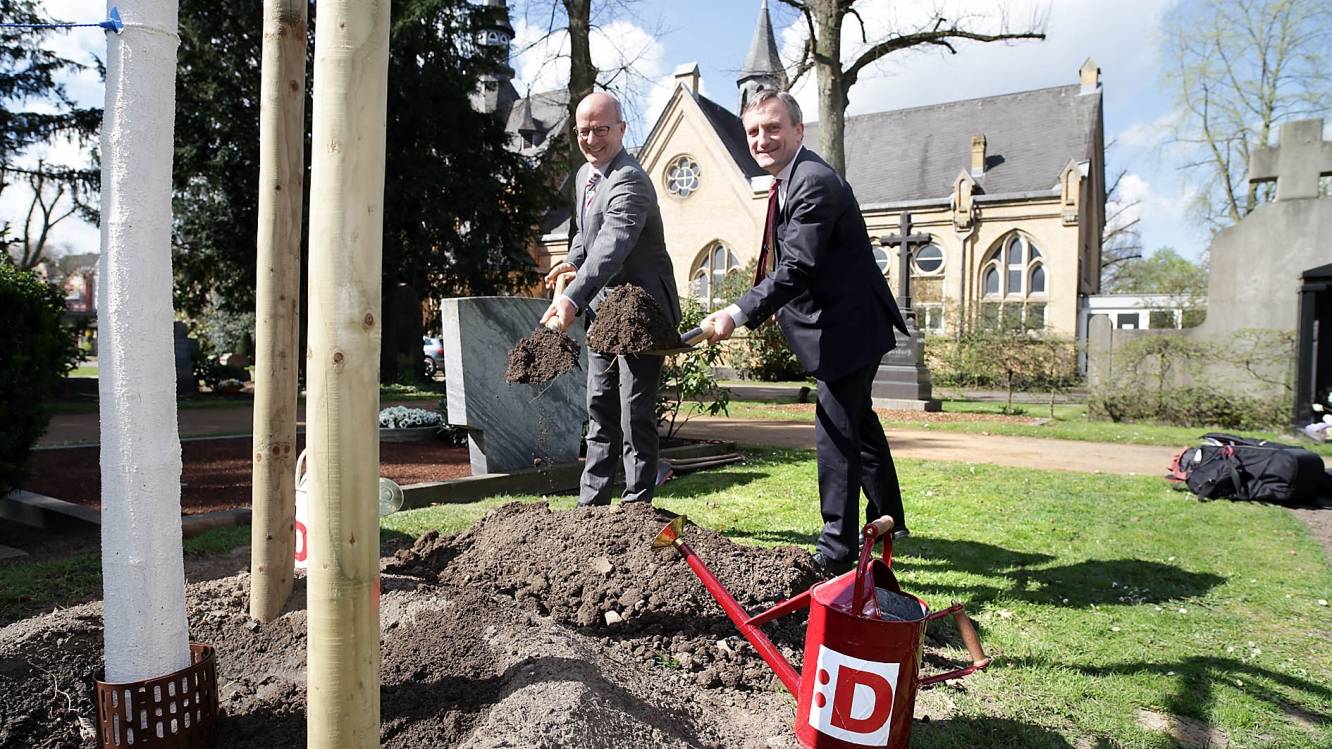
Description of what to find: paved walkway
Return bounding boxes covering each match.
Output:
[45,402,1176,477]
[675,417,1176,477]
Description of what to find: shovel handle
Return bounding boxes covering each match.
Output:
[681,320,716,346]
[545,274,571,331]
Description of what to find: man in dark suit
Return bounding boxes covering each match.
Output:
[542,92,680,506]
[701,89,909,575]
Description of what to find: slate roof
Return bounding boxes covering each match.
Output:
[805,84,1101,205]
[693,93,766,179]
[739,0,785,82]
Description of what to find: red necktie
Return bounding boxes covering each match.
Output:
[754,178,780,285]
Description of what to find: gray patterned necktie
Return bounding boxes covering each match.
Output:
[581,171,602,228]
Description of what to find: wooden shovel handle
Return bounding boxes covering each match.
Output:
[681,320,715,346]
[545,274,571,331]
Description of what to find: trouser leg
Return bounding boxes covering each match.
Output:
[856,370,906,531]
[579,351,620,506]
[619,354,664,503]
[814,361,879,561]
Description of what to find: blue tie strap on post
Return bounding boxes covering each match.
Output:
[0,6,123,33]
[101,8,124,33]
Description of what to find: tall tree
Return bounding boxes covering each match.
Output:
[0,0,100,266]
[1163,0,1332,228]
[777,0,1046,174]
[171,0,551,319]
[1100,168,1144,290]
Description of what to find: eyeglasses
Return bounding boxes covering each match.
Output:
[573,123,620,139]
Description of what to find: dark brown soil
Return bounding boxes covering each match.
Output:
[586,285,681,355]
[0,502,841,748]
[505,326,581,384]
[24,437,471,515]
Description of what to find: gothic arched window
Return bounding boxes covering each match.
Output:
[978,233,1048,330]
[689,242,738,309]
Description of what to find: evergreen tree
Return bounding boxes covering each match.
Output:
[171,0,553,318]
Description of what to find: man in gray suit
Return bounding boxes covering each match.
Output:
[542,92,680,506]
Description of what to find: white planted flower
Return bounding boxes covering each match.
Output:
[378,406,442,429]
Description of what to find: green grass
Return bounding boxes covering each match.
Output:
[4,451,1329,746]
[68,366,98,378]
[389,449,1331,747]
[0,525,254,624]
[721,397,1332,457]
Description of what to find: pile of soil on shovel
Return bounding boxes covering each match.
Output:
[505,326,581,384]
[586,284,681,355]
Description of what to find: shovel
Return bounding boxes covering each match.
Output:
[645,320,715,356]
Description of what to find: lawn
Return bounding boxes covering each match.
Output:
[721,396,1332,457]
[388,449,1332,747]
[5,450,1328,747]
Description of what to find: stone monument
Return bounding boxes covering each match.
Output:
[872,211,941,411]
[441,296,588,474]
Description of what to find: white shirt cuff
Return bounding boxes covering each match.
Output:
[558,293,579,311]
[724,304,747,327]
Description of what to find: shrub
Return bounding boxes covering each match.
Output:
[0,263,79,495]
[717,258,803,382]
[1090,386,1289,430]
[658,298,729,440]
[926,330,1081,397]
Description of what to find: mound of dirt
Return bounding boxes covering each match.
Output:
[585,285,680,355]
[505,326,581,384]
[0,502,977,748]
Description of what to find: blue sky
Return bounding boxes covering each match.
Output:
[17,0,1220,263]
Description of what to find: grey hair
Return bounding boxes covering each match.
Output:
[742,89,802,126]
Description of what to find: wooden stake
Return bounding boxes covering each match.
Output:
[304,0,389,745]
[250,0,308,623]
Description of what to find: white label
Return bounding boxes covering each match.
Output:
[806,644,901,745]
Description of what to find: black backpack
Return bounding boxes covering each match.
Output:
[1171,433,1329,504]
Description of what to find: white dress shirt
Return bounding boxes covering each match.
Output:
[723,145,803,327]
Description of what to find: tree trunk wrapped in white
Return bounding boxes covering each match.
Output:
[97,0,190,683]
[250,0,309,623]
[304,0,390,745]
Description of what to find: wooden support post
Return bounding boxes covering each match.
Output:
[304,0,390,745]
[250,0,309,623]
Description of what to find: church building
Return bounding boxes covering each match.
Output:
[482,0,1107,339]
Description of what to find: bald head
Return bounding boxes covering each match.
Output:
[575,92,627,169]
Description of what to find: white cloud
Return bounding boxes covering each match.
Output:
[512,16,668,139]
[1115,109,1182,150]
[778,0,1176,121]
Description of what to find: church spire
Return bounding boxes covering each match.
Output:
[472,0,517,116]
[737,0,788,112]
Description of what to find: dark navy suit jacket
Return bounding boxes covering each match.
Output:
[736,148,908,381]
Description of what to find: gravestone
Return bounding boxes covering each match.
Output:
[441,297,588,474]
[873,212,941,411]
[173,321,198,394]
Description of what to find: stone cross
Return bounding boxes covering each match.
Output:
[1248,119,1332,201]
[878,211,931,313]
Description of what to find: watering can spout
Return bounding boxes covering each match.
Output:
[653,515,804,695]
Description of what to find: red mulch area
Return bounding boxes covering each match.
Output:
[25,436,470,515]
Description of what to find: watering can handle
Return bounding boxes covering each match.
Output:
[851,516,897,614]
[919,602,992,687]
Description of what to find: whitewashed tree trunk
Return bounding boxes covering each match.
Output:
[249,0,309,623]
[304,1,390,745]
[97,0,190,683]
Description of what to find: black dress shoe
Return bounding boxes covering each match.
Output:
[891,527,910,540]
[811,551,855,577]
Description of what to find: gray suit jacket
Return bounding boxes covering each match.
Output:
[565,148,680,326]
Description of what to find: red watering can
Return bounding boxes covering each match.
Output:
[653,515,990,749]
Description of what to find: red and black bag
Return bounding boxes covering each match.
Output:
[1171,433,1328,504]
